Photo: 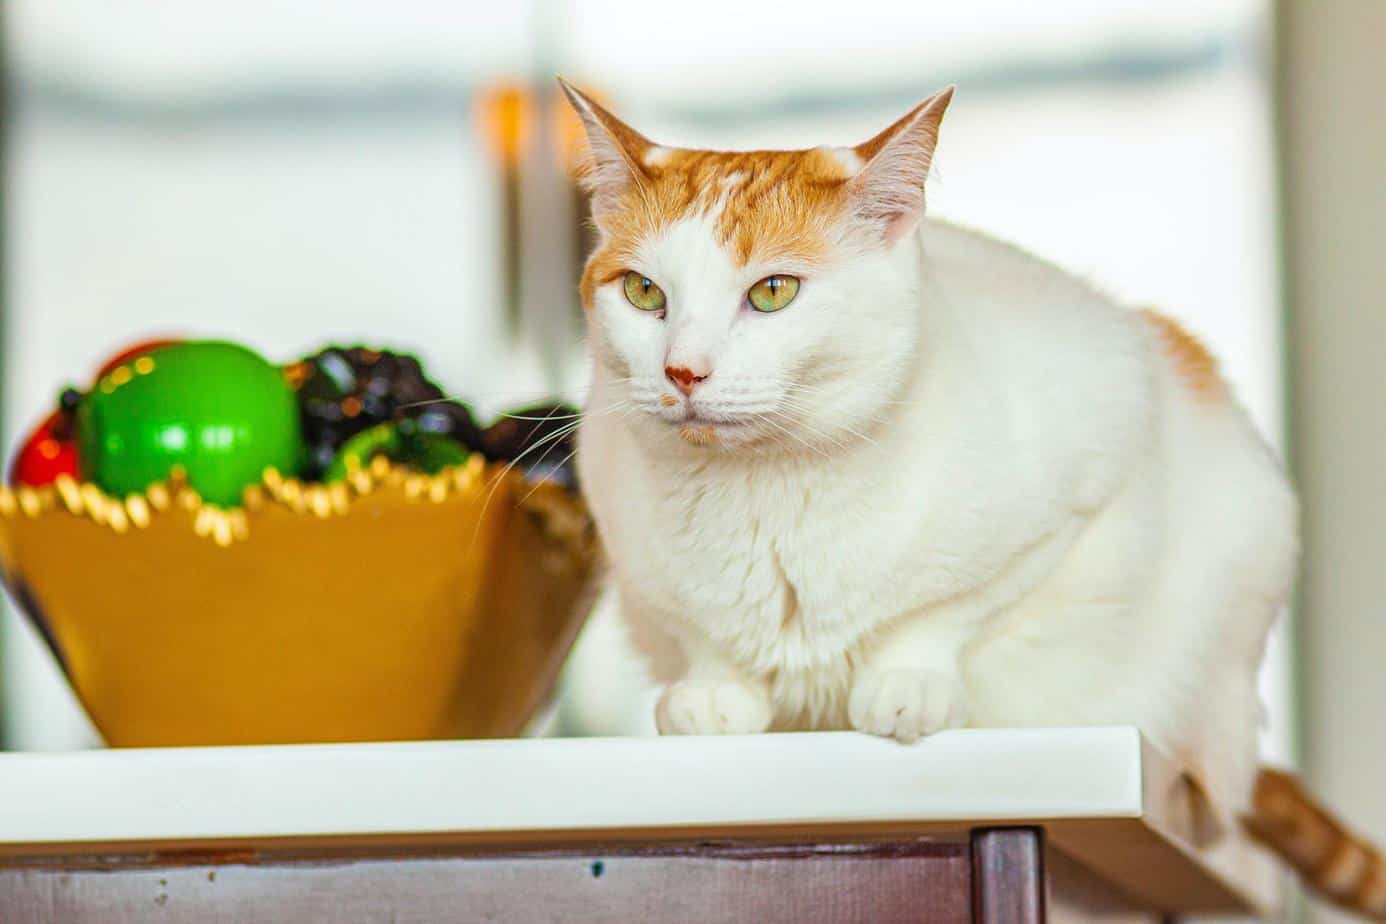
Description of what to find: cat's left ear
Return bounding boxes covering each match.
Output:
[557,78,655,216]
[848,86,954,243]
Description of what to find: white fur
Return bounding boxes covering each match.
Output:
[577,211,1296,815]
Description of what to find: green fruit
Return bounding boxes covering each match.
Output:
[78,341,304,506]
[323,423,402,483]
[407,432,470,474]
[324,422,469,483]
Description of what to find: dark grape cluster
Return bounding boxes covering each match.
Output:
[481,403,580,489]
[288,346,579,488]
[287,346,483,479]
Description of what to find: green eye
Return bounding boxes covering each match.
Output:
[623,272,667,312]
[748,275,800,313]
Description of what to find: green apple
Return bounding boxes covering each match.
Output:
[78,341,303,506]
[323,421,469,483]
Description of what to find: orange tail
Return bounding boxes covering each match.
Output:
[1243,767,1386,919]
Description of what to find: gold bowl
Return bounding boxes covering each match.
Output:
[0,457,600,747]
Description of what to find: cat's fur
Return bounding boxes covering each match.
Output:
[562,80,1297,817]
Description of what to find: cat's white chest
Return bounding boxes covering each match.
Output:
[626,459,884,676]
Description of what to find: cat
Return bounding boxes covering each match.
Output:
[558,79,1385,917]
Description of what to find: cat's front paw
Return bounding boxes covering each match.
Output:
[656,681,773,735]
[848,669,966,744]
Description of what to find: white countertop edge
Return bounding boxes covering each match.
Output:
[2,726,1147,845]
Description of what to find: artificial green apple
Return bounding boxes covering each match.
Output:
[322,421,469,483]
[78,341,304,506]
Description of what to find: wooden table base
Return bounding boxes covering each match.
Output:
[0,829,1046,923]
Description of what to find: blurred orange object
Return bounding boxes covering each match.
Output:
[478,84,534,169]
[0,459,598,746]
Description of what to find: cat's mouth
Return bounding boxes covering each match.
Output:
[647,394,769,448]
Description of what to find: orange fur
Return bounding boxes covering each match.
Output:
[678,425,718,446]
[1142,310,1223,398]
[1244,768,1386,919]
[580,147,854,307]
[564,79,950,309]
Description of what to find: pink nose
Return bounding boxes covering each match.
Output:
[665,365,708,396]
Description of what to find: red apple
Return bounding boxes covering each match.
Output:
[9,411,80,487]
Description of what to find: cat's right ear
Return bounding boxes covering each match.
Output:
[557,78,654,215]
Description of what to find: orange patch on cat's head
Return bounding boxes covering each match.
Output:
[563,79,952,309]
[579,146,856,307]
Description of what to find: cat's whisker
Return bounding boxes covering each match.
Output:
[783,381,919,414]
[468,417,585,550]
[496,398,629,422]
[770,419,831,461]
[756,412,831,460]
[397,388,594,413]
[748,414,791,456]
[778,404,890,432]
[768,398,855,452]
[499,405,583,460]
[793,419,857,454]
[473,401,630,528]
[775,392,888,443]
[516,446,582,506]
[497,412,583,421]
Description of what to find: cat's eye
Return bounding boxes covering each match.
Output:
[748,275,800,313]
[623,272,667,312]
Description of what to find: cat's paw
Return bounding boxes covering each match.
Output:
[656,681,773,735]
[848,669,966,743]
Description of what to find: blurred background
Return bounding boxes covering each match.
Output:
[0,2,1380,919]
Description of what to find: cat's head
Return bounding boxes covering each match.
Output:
[562,80,952,455]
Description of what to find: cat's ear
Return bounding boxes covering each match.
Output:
[557,78,654,215]
[848,86,954,242]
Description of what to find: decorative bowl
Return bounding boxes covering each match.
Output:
[0,456,599,747]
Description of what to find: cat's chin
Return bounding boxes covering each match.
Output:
[636,408,794,453]
[653,412,836,455]
[673,418,758,450]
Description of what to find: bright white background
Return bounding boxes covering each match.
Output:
[2,1,1288,762]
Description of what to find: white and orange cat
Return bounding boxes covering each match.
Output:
[559,80,1382,915]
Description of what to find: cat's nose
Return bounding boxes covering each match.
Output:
[665,364,709,396]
